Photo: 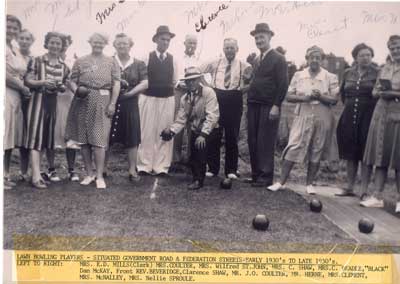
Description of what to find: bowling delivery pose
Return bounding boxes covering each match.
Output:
[160,67,219,190]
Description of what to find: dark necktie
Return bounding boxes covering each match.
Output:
[224,61,232,89]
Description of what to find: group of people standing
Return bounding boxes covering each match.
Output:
[4,14,400,212]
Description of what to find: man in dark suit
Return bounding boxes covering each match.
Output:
[246,23,289,187]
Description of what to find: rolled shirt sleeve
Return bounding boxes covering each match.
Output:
[327,72,339,97]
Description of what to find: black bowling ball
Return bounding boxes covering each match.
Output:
[310,198,323,213]
[220,178,232,189]
[358,218,374,234]
[252,215,269,231]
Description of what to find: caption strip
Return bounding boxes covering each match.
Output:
[15,251,395,283]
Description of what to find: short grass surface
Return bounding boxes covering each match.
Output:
[5,170,357,252]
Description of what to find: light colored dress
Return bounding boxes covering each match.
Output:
[282,67,339,164]
[4,45,26,150]
[65,54,120,147]
[364,59,400,170]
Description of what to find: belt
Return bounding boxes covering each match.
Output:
[214,88,242,95]
[80,84,110,91]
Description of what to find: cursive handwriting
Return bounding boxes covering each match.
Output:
[23,0,41,20]
[362,11,398,24]
[116,0,146,31]
[64,0,80,18]
[195,3,229,32]
[257,1,323,19]
[96,0,128,24]
[220,2,257,35]
[299,16,349,39]
[184,2,210,24]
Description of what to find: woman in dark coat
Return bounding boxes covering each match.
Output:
[106,33,148,181]
[336,43,379,197]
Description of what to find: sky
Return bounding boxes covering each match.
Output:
[5,0,400,66]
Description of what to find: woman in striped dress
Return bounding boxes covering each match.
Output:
[24,32,70,189]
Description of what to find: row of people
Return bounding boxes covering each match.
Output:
[4,15,400,211]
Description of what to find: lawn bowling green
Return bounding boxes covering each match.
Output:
[4,166,400,253]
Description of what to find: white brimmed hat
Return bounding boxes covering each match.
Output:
[181,66,204,81]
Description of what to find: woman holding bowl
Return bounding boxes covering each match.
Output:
[65,33,121,189]
[24,32,70,189]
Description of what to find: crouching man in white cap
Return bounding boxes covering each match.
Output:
[161,67,219,190]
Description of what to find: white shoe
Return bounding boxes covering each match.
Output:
[360,196,384,208]
[267,182,283,192]
[96,179,106,189]
[306,185,316,195]
[395,202,400,213]
[205,172,215,177]
[227,173,238,179]
[80,176,95,186]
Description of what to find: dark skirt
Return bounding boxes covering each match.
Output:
[25,91,58,151]
[109,96,141,148]
[337,97,376,161]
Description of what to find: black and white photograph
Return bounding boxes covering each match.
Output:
[2,0,400,282]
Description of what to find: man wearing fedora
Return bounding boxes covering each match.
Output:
[137,25,180,175]
[201,38,252,179]
[246,23,289,187]
[161,67,219,190]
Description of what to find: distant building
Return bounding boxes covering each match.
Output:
[321,53,350,82]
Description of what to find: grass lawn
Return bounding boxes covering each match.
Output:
[5,169,358,252]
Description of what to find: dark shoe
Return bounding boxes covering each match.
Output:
[188,180,202,190]
[103,172,108,178]
[335,189,357,197]
[129,173,140,182]
[157,172,169,178]
[47,170,61,182]
[242,177,257,184]
[360,193,369,201]
[138,171,151,176]
[40,172,51,184]
[69,171,80,182]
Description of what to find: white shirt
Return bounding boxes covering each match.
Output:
[178,53,200,79]
[288,67,339,105]
[200,57,251,90]
[114,54,135,71]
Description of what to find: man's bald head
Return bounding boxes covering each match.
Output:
[184,34,198,56]
[223,38,239,61]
